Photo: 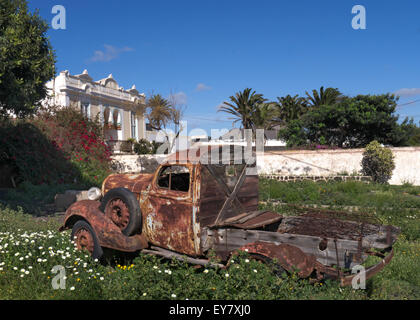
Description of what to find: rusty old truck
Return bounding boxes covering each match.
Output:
[59,146,400,286]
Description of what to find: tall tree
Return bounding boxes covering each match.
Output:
[279,94,416,148]
[146,94,172,131]
[218,88,267,132]
[305,86,343,107]
[167,91,187,152]
[274,94,308,126]
[0,0,56,118]
[252,102,276,131]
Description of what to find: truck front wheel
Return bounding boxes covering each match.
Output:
[99,187,142,236]
[71,220,103,260]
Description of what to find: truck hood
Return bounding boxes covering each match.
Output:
[102,173,154,196]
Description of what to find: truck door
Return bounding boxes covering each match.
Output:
[141,164,197,256]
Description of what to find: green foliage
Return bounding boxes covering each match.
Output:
[133,139,167,155]
[251,102,277,131]
[0,0,56,117]
[401,120,420,146]
[147,94,173,131]
[0,120,78,185]
[279,94,416,148]
[36,107,112,187]
[0,107,111,187]
[0,181,85,215]
[278,119,308,147]
[274,95,309,125]
[134,139,153,155]
[305,86,343,107]
[120,139,135,153]
[361,141,396,184]
[218,88,267,132]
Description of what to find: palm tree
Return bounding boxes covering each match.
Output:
[146,94,173,131]
[305,86,343,107]
[274,94,308,126]
[218,88,267,131]
[252,102,276,130]
[251,102,277,144]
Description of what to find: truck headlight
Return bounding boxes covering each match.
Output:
[87,187,102,201]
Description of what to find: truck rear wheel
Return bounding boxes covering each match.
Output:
[99,188,142,236]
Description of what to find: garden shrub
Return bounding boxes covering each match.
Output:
[361,141,395,184]
[0,107,112,187]
[0,121,77,186]
[120,138,136,153]
[134,139,153,155]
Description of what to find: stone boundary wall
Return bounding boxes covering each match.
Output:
[260,175,372,183]
[111,146,420,185]
[259,147,420,185]
[111,154,166,174]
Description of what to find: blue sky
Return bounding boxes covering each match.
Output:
[29,0,420,135]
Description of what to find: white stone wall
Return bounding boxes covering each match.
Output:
[111,147,420,185]
[111,154,167,174]
[258,147,420,185]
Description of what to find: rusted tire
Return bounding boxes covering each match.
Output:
[99,187,141,236]
[71,220,103,260]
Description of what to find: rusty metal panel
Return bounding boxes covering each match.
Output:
[278,213,400,248]
[240,241,316,278]
[140,163,198,256]
[216,210,283,229]
[102,173,154,196]
[60,200,148,252]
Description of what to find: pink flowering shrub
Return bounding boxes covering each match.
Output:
[0,107,111,187]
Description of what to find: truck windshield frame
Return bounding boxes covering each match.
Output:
[156,165,191,193]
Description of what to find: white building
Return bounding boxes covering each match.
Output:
[45,70,147,146]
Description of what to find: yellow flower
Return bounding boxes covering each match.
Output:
[76,278,80,282]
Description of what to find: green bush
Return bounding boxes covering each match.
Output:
[120,139,135,153]
[133,139,153,155]
[0,107,111,187]
[361,141,395,184]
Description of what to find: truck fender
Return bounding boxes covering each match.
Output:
[59,200,148,252]
[239,241,316,278]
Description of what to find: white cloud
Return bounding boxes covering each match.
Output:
[195,83,212,92]
[89,44,134,62]
[395,88,420,97]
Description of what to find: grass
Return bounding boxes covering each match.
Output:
[0,179,419,300]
